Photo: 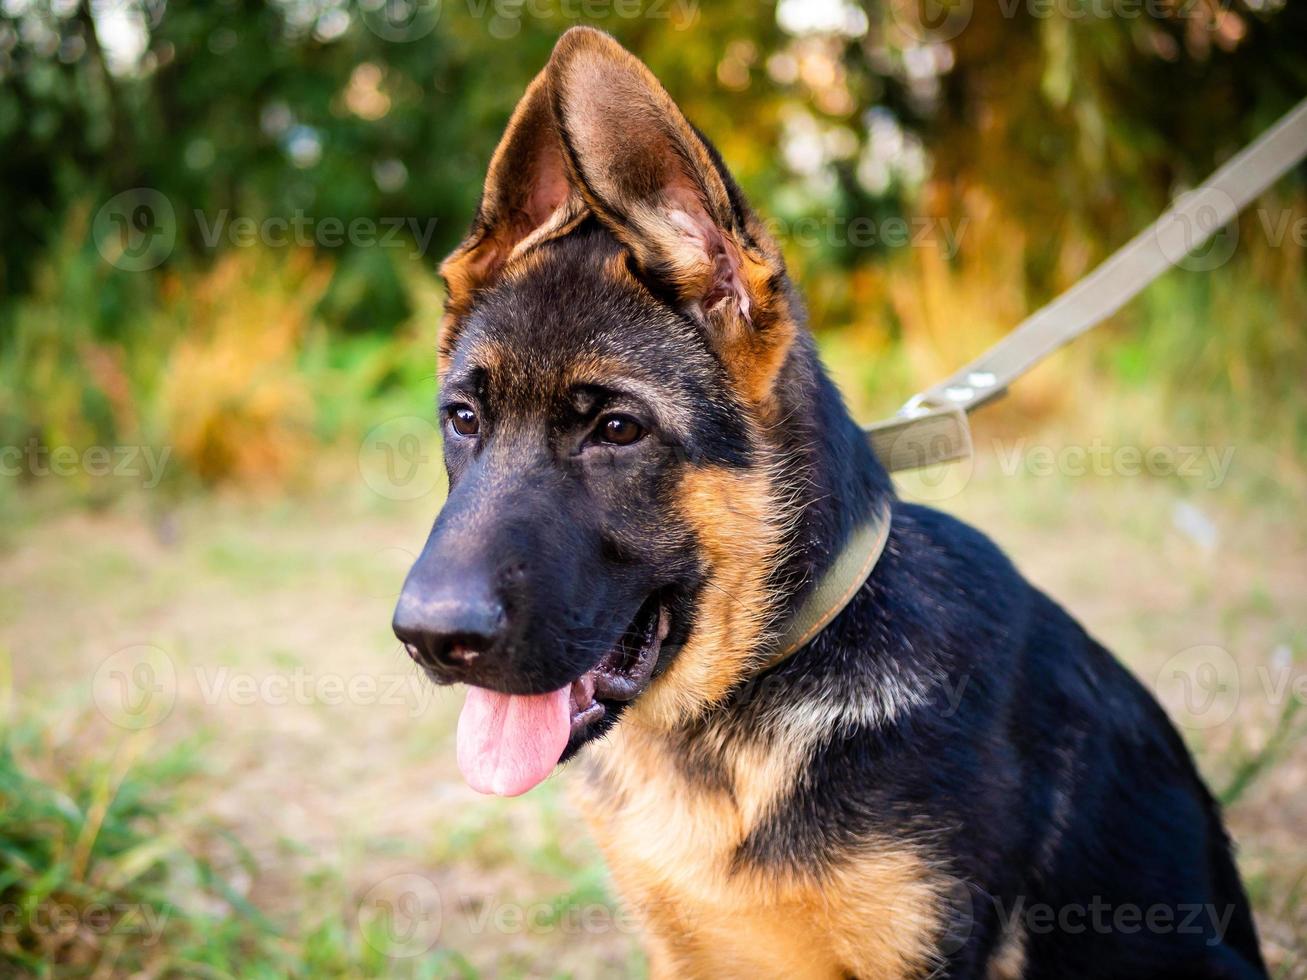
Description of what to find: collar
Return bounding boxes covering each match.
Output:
[752,499,892,677]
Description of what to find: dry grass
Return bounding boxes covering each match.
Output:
[1,427,1303,976]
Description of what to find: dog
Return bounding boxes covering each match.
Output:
[392,27,1268,979]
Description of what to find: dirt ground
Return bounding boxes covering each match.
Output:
[2,436,1304,977]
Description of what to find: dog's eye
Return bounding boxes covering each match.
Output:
[598,414,644,446]
[448,406,480,437]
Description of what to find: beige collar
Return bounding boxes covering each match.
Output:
[752,499,892,676]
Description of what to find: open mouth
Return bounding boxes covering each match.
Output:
[455,592,668,798]
[567,592,668,738]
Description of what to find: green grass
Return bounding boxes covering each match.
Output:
[0,657,466,978]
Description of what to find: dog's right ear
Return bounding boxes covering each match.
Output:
[439,71,583,346]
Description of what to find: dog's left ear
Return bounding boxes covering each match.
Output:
[547,28,794,403]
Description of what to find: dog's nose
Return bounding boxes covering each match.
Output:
[392,577,507,674]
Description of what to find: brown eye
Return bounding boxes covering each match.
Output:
[599,414,644,446]
[449,406,479,437]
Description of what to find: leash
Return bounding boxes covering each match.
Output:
[866,96,1307,473]
[756,97,1307,674]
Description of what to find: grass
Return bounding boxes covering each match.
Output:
[1,432,1304,976]
[0,662,609,978]
[1,206,1303,975]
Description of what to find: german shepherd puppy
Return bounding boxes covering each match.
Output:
[392,27,1267,979]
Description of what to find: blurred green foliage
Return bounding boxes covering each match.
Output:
[0,0,1304,490]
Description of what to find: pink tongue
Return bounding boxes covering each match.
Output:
[456,685,571,796]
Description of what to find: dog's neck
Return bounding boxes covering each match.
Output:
[765,329,895,628]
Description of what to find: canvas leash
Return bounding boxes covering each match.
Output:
[758,97,1307,672]
[866,96,1307,474]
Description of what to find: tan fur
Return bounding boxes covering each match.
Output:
[441,28,951,975]
[575,726,946,978]
[438,70,575,369]
[570,461,946,976]
[546,28,799,416]
[628,464,788,731]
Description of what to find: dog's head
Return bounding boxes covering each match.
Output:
[393,28,804,795]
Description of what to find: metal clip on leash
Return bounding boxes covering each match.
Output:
[865,96,1307,474]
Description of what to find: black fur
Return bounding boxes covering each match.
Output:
[395,47,1268,976]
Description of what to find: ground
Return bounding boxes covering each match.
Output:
[2,421,1304,977]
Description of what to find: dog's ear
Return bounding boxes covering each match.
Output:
[547,28,794,404]
[440,70,583,330]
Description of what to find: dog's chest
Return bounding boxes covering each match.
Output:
[573,728,944,978]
